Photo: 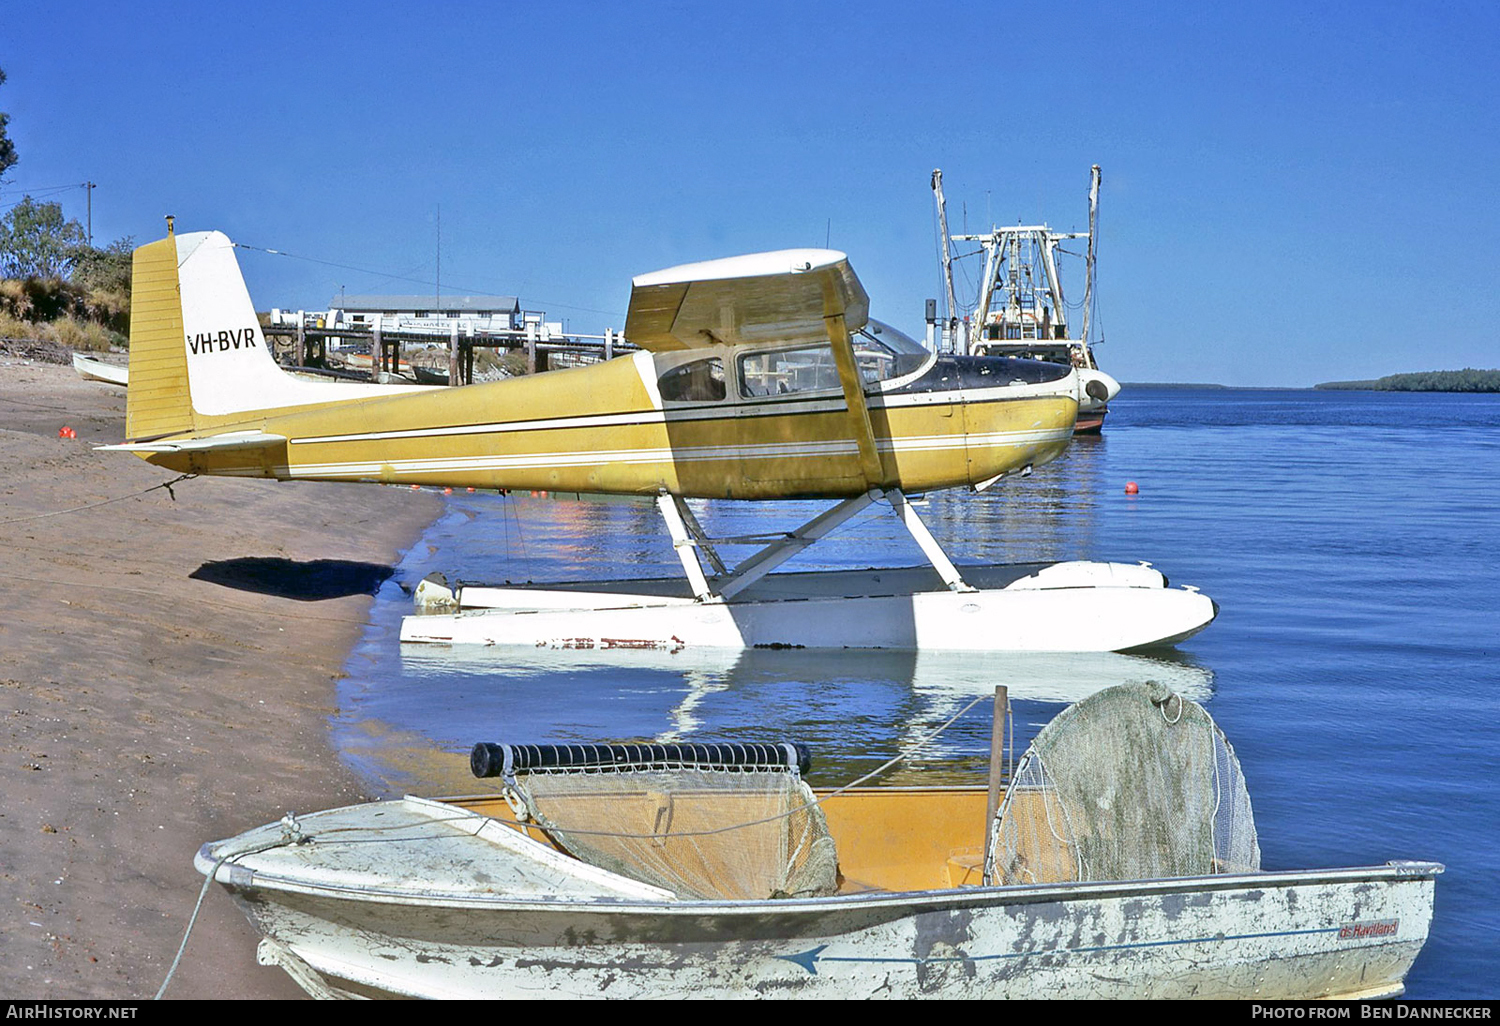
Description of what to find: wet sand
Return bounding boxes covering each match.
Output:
[0,357,441,999]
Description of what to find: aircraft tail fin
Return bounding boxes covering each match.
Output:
[125,229,420,442]
[125,235,197,440]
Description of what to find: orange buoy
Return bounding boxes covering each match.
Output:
[1124,481,1139,495]
[442,487,453,495]
[410,484,421,491]
[466,487,476,493]
[59,426,74,439]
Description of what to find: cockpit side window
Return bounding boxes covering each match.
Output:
[737,344,840,398]
[657,357,726,403]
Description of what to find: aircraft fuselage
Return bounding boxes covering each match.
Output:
[144,348,1077,499]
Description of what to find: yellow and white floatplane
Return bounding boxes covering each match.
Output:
[105,227,1216,652]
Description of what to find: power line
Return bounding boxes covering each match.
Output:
[233,241,625,319]
[0,182,91,196]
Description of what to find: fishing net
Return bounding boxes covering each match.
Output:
[474,742,838,901]
[989,682,1259,885]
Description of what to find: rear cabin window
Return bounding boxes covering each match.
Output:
[658,357,726,402]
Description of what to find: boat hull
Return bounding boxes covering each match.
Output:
[399,562,1218,652]
[197,781,1439,1001]
[217,862,1438,1000]
[1073,403,1106,433]
[72,352,129,386]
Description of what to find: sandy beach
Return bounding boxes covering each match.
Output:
[0,354,441,999]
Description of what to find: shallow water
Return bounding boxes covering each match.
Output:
[339,386,1499,998]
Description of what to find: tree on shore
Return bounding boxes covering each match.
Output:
[1316,368,1500,393]
[0,196,87,279]
[0,67,17,184]
[0,67,132,347]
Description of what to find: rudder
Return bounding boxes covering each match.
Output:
[125,236,194,440]
[124,229,420,442]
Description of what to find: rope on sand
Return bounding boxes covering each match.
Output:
[0,474,195,525]
[155,819,303,1000]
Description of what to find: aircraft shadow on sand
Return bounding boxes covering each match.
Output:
[190,557,395,601]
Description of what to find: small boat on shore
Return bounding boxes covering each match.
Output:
[194,684,1439,999]
[72,351,129,386]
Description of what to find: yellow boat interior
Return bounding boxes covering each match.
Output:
[445,786,1012,895]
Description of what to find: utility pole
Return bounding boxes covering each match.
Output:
[83,181,95,246]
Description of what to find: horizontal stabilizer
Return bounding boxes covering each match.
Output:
[625,249,869,351]
[96,430,287,454]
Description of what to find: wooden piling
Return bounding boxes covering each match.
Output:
[982,685,1008,885]
[448,322,460,386]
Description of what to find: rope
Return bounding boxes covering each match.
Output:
[0,393,78,412]
[154,831,298,1000]
[0,473,195,525]
[1158,691,1184,725]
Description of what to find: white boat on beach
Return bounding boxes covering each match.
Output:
[71,351,129,386]
[194,684,1439,999]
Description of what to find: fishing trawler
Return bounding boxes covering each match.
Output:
[932,166,1118,432]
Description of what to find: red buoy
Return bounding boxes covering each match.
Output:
[1124,481,1139,495]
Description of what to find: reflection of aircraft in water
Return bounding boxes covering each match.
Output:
[104,228,1215,652]
[398,643,1215,745]
[399,643,1214,703]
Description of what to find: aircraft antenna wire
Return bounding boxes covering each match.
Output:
[233,242,623,320]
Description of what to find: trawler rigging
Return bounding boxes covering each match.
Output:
[932,165,1119,432]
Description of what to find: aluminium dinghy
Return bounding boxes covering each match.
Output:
[194,684,1440,999]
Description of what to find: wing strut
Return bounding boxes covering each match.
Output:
[657,488,974,602]
[885,490,975,592]
[822,280,885,488]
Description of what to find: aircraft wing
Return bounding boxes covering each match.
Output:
[625,249,870,351]
[96,430,288,454]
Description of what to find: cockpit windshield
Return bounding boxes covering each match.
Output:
[853,319,934,384]
[735,319,934,399]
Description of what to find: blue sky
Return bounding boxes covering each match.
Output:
[2,1,1496,385]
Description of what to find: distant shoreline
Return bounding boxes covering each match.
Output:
[1124,376,1500,393]
[1123,382,1229,389]
[1314,369,1500,392]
